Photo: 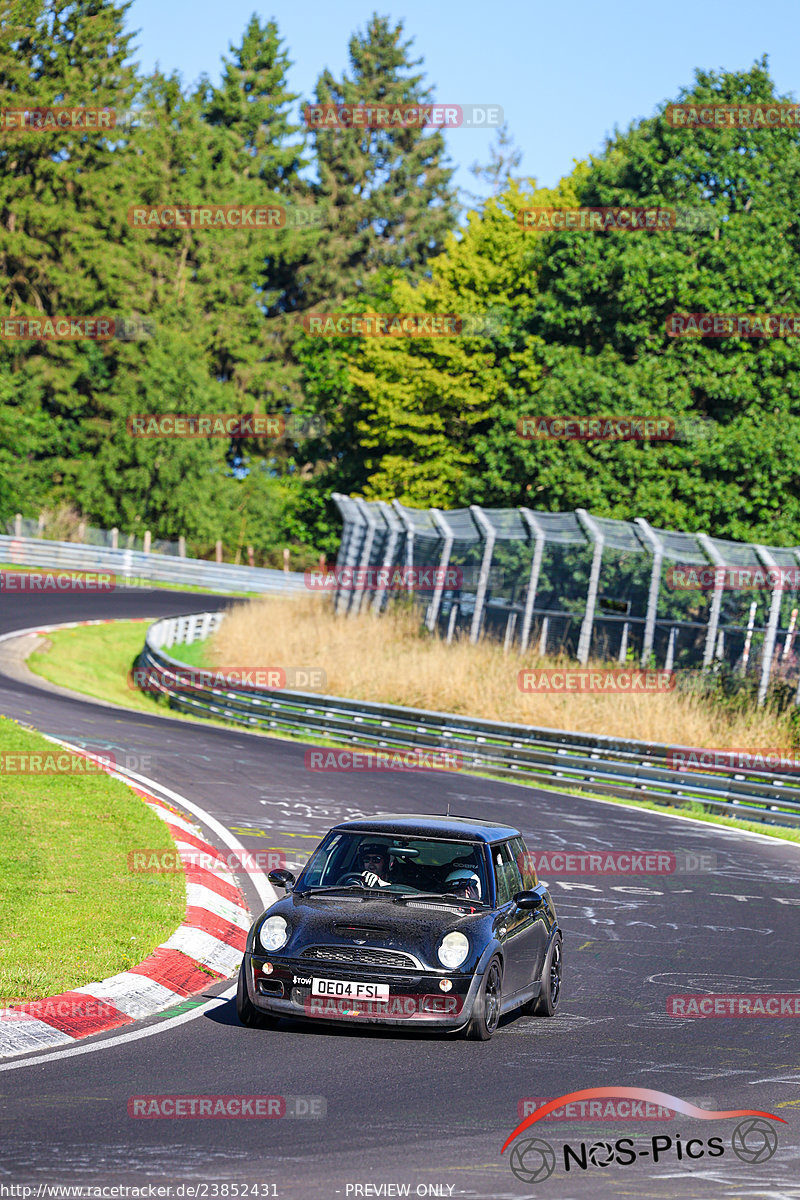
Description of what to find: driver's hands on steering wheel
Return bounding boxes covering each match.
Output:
[362,871,391,888]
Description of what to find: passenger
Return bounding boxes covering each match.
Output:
[443,869,482,901]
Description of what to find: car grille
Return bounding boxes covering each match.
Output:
[301,946,417,970]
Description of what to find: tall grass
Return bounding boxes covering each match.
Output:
[211,596,795,748]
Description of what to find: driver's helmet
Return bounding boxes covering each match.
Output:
[444,869,481,899]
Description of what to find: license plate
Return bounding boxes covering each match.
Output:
[311,977,389,999]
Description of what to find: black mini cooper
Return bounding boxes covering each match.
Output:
[237,815,562,1039]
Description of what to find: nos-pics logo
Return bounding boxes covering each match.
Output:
[502,1088,783,1185]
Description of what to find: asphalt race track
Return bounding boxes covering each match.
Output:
[1,589,799,1200]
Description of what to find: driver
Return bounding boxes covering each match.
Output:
[443,869,481,901]
[356,843,393,889]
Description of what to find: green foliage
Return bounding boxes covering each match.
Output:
[3,13,799,565]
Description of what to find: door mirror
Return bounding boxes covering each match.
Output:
[268,868,296,891]
[514,888,546,910]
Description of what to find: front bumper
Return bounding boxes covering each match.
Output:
[243,952,482,1029]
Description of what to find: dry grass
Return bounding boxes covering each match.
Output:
[210,595,792,749]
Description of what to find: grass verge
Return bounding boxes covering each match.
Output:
[0,716,184,1004]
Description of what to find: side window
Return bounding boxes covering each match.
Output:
[492,846,513,907]
[493,842,523,906]
[511,836,538,890]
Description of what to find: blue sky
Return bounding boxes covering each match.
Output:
[125,0,800,204]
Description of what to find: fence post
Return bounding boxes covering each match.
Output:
[696,534,725,668]
[633,517,663,666]
[111,527,119,550]
[755,546,783,705]
[371,501,402,617]
[575,509,604,666]
[144,529,151,555]
[351,498,378,617]
[469,506,496,644]
[426,509,455,633]
[37,514,45,538]
[178,535,186,558]
[519,508,545,654]
[391,501,415,595]
[247,545,255,568]
[215,539,222,563]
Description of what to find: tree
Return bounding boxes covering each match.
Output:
[300,13,459,308]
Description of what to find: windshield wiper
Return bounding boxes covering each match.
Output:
[393,891,486,906]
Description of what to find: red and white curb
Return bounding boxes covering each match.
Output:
[0,751,253,1060]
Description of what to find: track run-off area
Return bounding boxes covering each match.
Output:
[1,589,799,1200]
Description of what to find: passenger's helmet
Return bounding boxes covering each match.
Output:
[444,869,481,899]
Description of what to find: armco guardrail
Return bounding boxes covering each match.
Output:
[0,535,306,595]
[136,612,800,829]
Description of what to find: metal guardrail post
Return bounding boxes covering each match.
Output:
[697,534,725,668]
[427,509,455,633]
[469,506,496,644]
[391,501,415,594]
[755,545,782,705]
[575,509,604,666]
[633,517,663,666]
[519,508,545,654]
[371,501,403,616]
[351,498,378,617]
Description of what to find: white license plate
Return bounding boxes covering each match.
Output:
[311,977,389,999]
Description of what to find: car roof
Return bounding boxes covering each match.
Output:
[329,815,522,844]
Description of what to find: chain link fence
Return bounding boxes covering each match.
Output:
[331,495,800,706]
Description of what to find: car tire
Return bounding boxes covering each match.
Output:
[529,932,563,1017]
[465,956,503,1040]
[236,960,280,1029]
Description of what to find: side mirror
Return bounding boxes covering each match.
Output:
[268,868,296,891]
[514,887,546,910]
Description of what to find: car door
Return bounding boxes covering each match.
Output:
[495,839,548,998]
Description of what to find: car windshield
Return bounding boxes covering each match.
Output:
[296,831,488,903]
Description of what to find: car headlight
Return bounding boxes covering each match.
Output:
[437,931,469,969]
[258,915,289,952]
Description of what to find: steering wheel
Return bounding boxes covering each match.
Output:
[338,872,367,886]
